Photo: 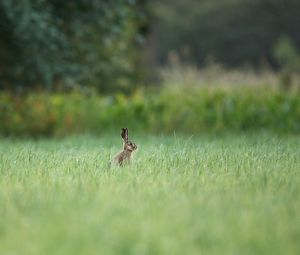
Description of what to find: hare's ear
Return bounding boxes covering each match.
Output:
[121,128,128,142]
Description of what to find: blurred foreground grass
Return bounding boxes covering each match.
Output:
[0,133,299,255]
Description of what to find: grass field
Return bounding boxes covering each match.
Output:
[0,132,300,255]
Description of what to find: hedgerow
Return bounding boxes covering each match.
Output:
[0,86,299,136]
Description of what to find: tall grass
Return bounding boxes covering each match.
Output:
[160,63,279,87]
[0,133,299,254]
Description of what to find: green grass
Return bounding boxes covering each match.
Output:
[0,132,300,255]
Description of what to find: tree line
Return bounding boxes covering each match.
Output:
[0,0,299,92]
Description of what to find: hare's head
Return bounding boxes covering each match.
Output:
[121,128,137,152]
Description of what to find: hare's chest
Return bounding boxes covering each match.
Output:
[114,150,131,166]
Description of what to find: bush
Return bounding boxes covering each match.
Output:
[1,86,300,137]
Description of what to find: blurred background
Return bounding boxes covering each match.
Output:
[0,0,300,136]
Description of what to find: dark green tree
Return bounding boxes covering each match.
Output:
[0,0,148,92]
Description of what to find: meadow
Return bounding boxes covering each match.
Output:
[0,132,299,255]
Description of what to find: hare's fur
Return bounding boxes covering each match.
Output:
[111,128,137,166]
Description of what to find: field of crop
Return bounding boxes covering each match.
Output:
[1,85,300,137]
[0,132,300,255]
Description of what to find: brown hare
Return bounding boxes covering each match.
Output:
[111,128,137,166]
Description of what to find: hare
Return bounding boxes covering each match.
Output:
[111,128,138,166]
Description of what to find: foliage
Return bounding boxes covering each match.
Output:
[0,0,147,92]
[0,134,300,254]
[273,36,300,70]
[1,85,300,137]
[273,36,300,89]
[152,0,300,67]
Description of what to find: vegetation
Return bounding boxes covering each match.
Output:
[273,36,300,89]
[0,133,299,254]
[1,0,300,93]
[0,0,148,92]
[1,82,300,136]
[1,1,299,253]
[153,0,300,67]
